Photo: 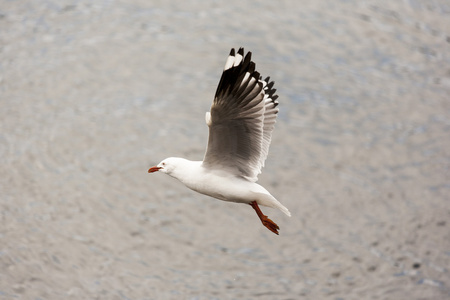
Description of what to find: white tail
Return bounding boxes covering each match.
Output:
[256,193,291,217]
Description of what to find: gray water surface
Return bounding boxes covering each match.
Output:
[1,0,449,299]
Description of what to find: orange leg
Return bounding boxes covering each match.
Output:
[249,201,280,235]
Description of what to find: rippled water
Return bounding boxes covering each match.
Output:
[1,0,449,299]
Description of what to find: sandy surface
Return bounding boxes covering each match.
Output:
[1,0,449,299]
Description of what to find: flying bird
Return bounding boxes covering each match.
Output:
[148,48,290,234]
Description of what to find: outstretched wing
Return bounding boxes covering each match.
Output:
[202,48,279,182]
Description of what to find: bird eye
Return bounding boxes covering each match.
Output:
[162,162,166,166]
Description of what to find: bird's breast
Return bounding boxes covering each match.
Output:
[179,167,254,203]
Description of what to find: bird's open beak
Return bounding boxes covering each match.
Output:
[148,166,162,173]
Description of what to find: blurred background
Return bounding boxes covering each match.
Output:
[1,0,449,299]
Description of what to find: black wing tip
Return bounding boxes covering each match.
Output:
[227,47,251,71]
[230,47,246,58]
[262,77,279,107]
[215,48,256,98]
[215,47,279,106]
[248,61,256,73]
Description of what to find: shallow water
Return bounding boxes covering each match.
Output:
[1,0,449,299]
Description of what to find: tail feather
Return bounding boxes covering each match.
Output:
[277,203,291,217]
[256,193,291,217]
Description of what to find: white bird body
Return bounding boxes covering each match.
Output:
[149,48,290,234]
[157,157,291,217]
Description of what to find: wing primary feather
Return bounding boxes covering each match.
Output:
[204,48,279,181]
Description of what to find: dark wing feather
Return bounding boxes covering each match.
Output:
[203,48,279,181]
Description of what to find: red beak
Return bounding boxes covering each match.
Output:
[148,166,162,173]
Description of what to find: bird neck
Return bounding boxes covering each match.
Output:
[169,158,202,181]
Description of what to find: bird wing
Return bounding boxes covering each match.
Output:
[202,48,279,182]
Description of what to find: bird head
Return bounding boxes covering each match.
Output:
[148,157,178,175]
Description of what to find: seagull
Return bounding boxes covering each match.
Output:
[148,48,290,235]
